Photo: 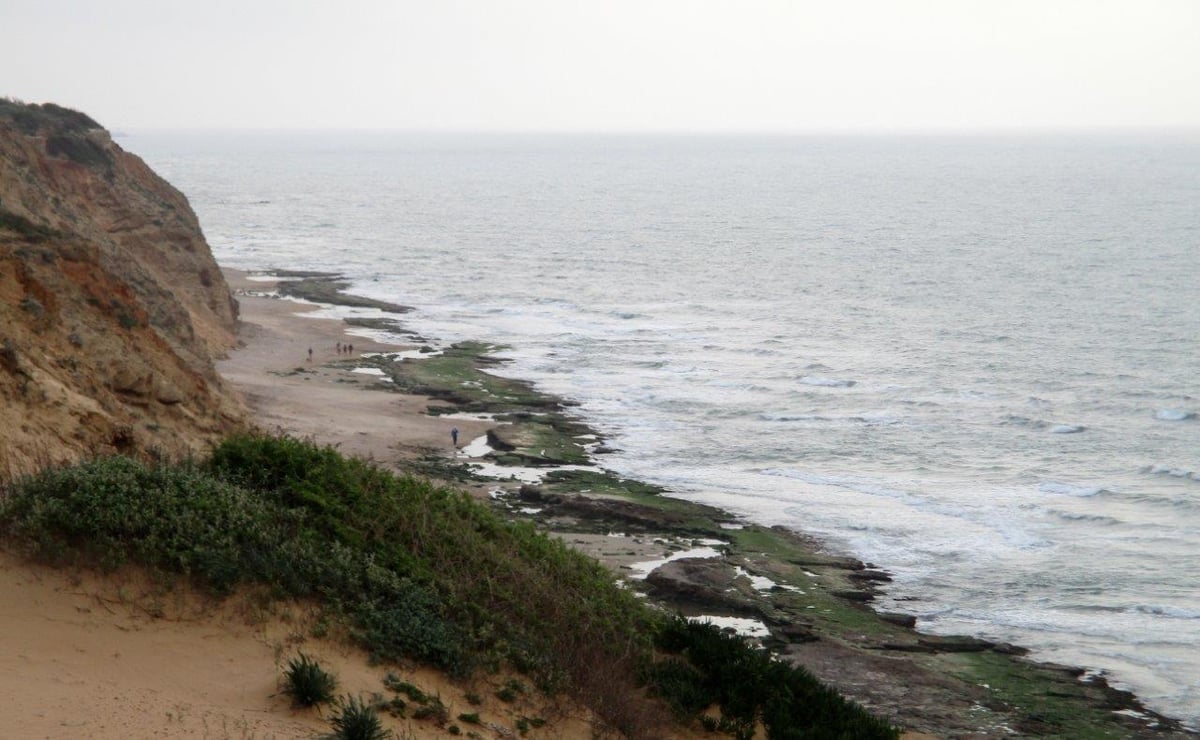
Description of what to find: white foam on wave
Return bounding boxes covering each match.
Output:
[1050,424,1086,434]
[1039,481,1104,497]
[1155,408,1194,421]
[1144,464,1200,482]
[1049,509,1121,525]
[1130,604,1200,620]
[245,274,300,282]
[761,468,919,503]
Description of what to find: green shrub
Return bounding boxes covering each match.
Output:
[0,435,898,738]
[0,456,287,591]
[326,695,390,740]
[206,432,657,686]
[382,675,427,704]
[646,657,709,718]
[411,695,448,725]
[281,653,337,707]
[650,617,899,739]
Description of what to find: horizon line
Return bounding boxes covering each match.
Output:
[114,124,1200,137]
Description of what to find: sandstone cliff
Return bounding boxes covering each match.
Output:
[0,100,247,474]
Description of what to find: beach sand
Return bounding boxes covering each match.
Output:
[217,271,491,466]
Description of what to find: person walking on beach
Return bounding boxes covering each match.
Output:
[307,347,313,362]
[451,427,459,448]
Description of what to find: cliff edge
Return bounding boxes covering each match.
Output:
[0,100,247,473]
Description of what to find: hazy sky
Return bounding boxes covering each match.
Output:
[3,0,1198,132]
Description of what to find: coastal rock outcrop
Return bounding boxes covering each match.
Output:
[0,100,247,473]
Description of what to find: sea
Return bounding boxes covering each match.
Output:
[130,131,1199,727]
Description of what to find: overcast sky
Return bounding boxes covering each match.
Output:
[3,0,1197,132]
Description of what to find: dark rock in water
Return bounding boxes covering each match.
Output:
[878,612,917,628]
[917,635,994,653]
[1039,662,1088,678]
[992,642,1031,656]
[878,642,938,653]
[832,589,875,603]
[788,554,866,571]
[849,569,893,583]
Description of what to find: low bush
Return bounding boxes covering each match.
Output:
[0,433,898,738]
[326,695,390,740]
[281,653,337,707]
[650,617,898,739]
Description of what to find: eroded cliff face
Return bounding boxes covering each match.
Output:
[0,100,248,474]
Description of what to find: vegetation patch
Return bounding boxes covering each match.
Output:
[0,208,58,242]
[0,433,905,737]
[382,342,560,413]
[0,98,102,135]
[327,695,391,740]
[650,617,897,739]
[45,133,113,172]
[281,653,338,707]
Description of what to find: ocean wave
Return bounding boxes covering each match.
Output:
[762,468,917,502]
[799,376,856,387]
[1048,509,1121,525]
[1003,416,1086,434]
[759,413,830,422]
[1130,604,1200,620]
[1143,464,1200,483]
[1155,408,1195,421]
[1038,481,1105,497]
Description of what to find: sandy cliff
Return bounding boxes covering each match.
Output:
[0,100,247,473]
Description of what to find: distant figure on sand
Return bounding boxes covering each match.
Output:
[336,341,342,354]
[451,427,459,447]
[307,347,313,362]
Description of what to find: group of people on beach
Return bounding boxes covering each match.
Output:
[306,342,356,362]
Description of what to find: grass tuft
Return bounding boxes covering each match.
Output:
[282,653,338,707]
[326,695,391,740]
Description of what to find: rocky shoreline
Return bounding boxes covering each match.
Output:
[231,269,1193,738]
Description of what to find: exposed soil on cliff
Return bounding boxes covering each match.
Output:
[0,101,248,474]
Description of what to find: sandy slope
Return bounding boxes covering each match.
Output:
[0,271,597,738]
